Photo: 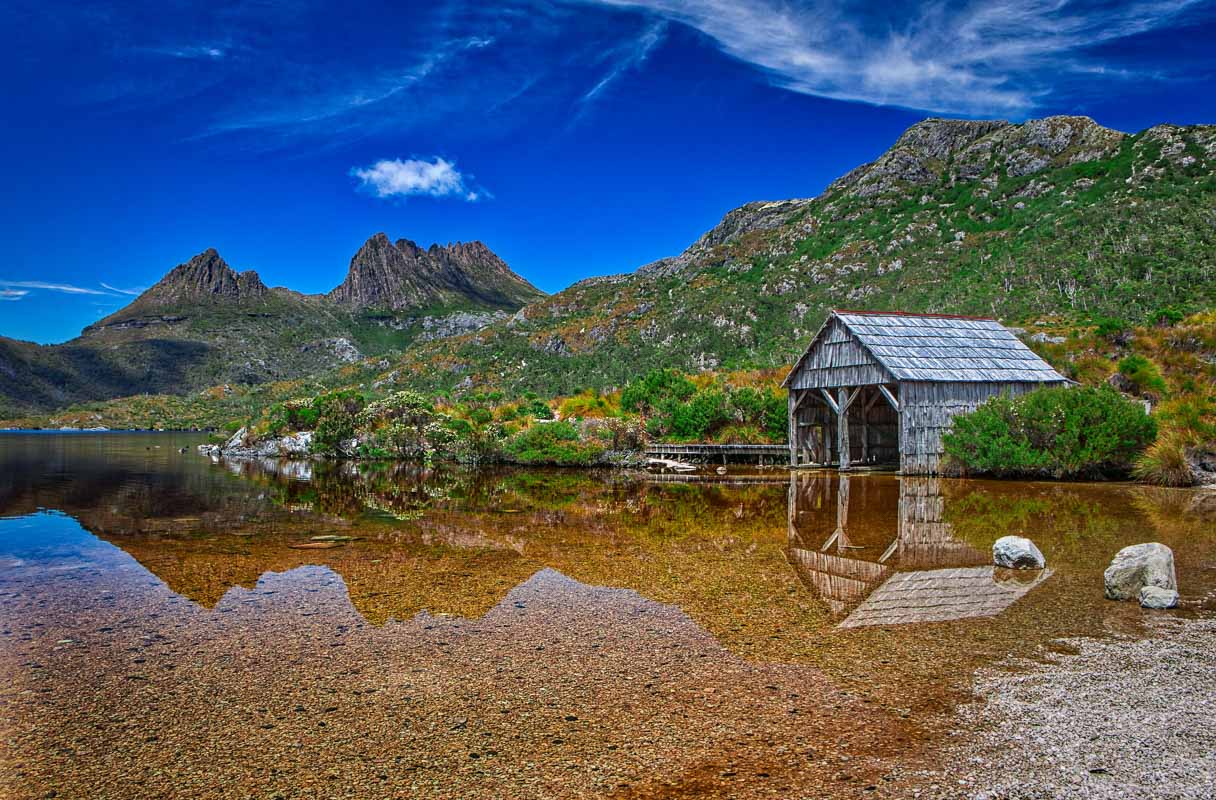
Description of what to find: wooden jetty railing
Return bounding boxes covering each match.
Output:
[644,443,789,466]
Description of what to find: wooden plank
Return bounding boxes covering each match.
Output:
[878,384,900,412]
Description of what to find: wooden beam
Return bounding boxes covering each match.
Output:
[819,388,839,415]
[837,387,852,471]
[842,386,862,412]
[877,384,900,412]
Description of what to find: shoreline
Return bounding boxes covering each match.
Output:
[906,614,1216,799]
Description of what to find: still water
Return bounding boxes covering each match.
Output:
[1,433,1213,799]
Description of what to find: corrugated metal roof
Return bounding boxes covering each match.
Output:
[785,310,1068,385]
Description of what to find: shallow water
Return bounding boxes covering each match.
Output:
[1,433,1213,798]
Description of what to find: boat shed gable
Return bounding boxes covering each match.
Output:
[783,315,894,390]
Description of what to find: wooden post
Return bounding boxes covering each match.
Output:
[788,391,797,467]
[860,389,869,465]
[837,387,851,471]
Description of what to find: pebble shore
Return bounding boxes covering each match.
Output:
[920,615,1216,799]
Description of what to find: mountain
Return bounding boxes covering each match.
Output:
[330,235,542,311]
[6,115,1215,421]
[368,116,1216,396]
[0,237,542,415]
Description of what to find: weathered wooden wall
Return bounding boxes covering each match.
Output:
[787,318,892,390]
[898,381,1046,474]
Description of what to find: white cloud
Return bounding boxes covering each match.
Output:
[579,0,1209,114]
[582,21,668,105]
[0,289,28,301]
[100,282,145,296]
[0,280,113,296]
[351,157,484,201]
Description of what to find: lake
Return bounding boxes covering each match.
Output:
[2,433,1213,798]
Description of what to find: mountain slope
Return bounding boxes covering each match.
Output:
[373,116,1216,396]
[0,237,542,415]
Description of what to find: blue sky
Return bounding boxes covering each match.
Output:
[2,0,1214,344]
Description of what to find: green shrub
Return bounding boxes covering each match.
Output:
[1093,317,1130,344]
[1117,355,1167,396]
[668,387,728,439]
[311,390,367,455]
[504,421,606,466]
[621,369,695,415]
[1149,307,1184,327]
[943,386,1157,479]
[356,391,452,461]
[526,399,554,420]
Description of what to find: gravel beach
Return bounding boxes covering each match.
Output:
[927,615,1216,799]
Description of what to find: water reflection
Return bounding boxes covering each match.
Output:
[4,434,1216,799]
[787,474,1053,626]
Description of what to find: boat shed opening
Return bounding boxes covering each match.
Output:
[782,310,1069,474]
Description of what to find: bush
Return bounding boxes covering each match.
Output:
[503,421,606,466]
[942,386,1157,479]
[526,399,554,420]
[1149,307,1184,327]
[668,387,728,439]
[311,390,367,455]
[1117,355,1167,396]
[621,369,695,415]
[1133,434,1195,487]
[356,391,453,461]
[558,389,618,419]
[1093,316,1131,345]
[263,398,320,436]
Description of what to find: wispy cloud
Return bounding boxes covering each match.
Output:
[0,289,28,301]
[143,44,227,60]
[100,282,145,296]
[0,280,113,296]
[581,20,668,106]
[579,0,1212,114]
[351,157,485,201]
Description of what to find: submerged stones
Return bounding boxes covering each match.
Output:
[1138,586,1180,609]
[1104,543,1177,601]
[992,536,1046,569]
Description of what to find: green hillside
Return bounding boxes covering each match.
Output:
[372,117,1215,396]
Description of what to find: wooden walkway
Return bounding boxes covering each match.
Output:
[644,443,788,465]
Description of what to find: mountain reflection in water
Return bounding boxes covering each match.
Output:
[3,433,1216,799]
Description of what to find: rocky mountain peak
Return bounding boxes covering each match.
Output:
[329,234,543,312]
[827,114,1124,199]
[138,249,268,305]
[891,118,1012,161]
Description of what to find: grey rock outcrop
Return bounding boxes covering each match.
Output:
[993,536,1046,569]
[1138,586,1180,609]
[198,428,313,459]
[1104,543,1177,601]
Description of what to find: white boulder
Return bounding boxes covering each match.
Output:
[278,431,313,456]
[993,536,1046,569]
[1104,543,1177,601]
[1138,586,1179,609]
[224,426,248,450]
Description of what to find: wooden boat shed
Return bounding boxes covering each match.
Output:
[782,310,1068,474]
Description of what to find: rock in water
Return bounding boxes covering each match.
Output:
[992,536,1046,569]
[1104,543,1177,601]
[1139,586,1180,609]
